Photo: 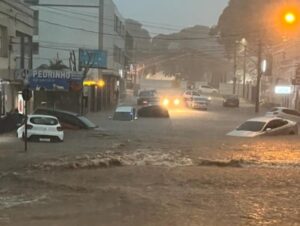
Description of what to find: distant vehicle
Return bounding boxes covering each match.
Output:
[113,106,137,121]
[138,105,170,118]
[186,96,209,110]
[33,108,97,130]
[17,115,64,142]
[265,107,300,123]
[183,90,201,101]
[137,89,159,106]
[223,95,239,107]
[160,96,182,108]
[198,85,218,94]
[227,117,298,138]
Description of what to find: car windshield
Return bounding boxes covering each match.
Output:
[30,117,58,125]
[193,97,207,101]
[78,116,97,128]
[113,112,133,121]
[270,108,280,112]
[237,121,266,132]
[139,91,156,97]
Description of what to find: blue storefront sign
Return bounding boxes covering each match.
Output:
[27,70,84,92]
[79,49,107,69]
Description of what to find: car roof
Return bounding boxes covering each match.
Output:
[272,107,288,110]
[34,108,79,116]
[29,114,58,119]
[247,117,282,123]
[115,106,133,112]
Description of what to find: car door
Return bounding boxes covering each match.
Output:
[264,119,289,136]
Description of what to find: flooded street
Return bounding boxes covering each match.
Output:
[0,90,299,226]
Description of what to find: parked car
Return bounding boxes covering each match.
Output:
[186,96,209,110]
[33,108,97,130]
[223,95,239,107]
[198,85,218,94]
[113,106,137,121]
[227,117,298,138]
[265,107,300,123]
[17,115,64,142]
[0,111,25,134]
[138,105,170,118]
[137,89,159,106]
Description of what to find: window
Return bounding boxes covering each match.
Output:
[264,119,288,131]
[33,10,39,35]
[237,121,266,132]
[113,45,123,64]
[282,109,300,117]
[114,15,119,32]
[24,0,39,5]
[0,26,8,57]
[30,117,58,126]
[32,42,39,55]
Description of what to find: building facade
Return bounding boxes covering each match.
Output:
[261,39,300,110]
[25,0,128,113]
[0,0,34,115]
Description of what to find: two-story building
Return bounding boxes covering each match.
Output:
[0,0,34,115]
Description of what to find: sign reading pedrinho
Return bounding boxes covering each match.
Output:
[27,70,84,92]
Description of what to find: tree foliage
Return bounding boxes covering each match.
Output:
[125,19,152,61]
[217,0,287,56]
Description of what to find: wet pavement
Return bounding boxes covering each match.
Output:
[0,92,299,225]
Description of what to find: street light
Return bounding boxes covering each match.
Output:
[284,12,296,24]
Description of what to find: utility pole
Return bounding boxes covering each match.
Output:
[98,0,104,110]
[233,42,237,95]
[243,45,247,98]
[98,0,104,49]
[255,40,263,113]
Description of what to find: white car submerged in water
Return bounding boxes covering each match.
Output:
[227,117,298,138]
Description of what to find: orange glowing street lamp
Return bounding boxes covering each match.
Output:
[284,12,297,24]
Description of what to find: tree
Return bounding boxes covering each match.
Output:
[37,58,69,70]
[48,59,69,70]
[216,0,287,57]
[125,19,152,61]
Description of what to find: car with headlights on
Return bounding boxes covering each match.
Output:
[227,117,298,138]
[17,115,64,142]
[137,90,159,106]
[161,96,182,108]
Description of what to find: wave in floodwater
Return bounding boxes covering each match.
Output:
[197,158,300,169]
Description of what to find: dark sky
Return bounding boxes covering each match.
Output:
[114,0,229,34]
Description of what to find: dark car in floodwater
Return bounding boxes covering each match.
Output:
[137,89,159,106]
[223,95,239,107]
[0,112,25,134]
[33,108,97,130]
[138,105,170,118]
